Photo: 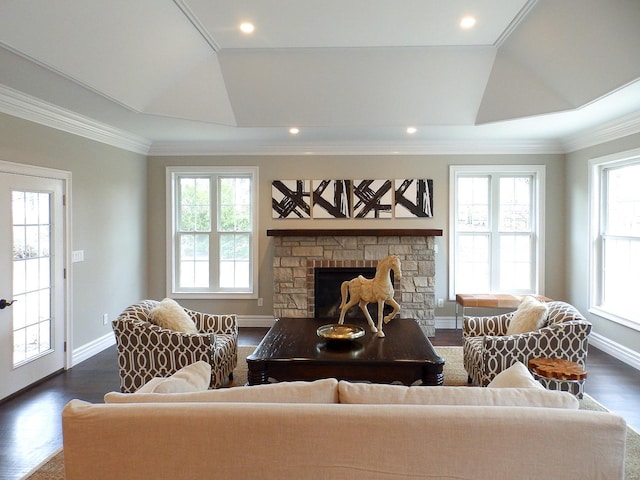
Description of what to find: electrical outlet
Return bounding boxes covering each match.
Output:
[102,313,109,325]
[437,298,444,308]
[257,298,264,306]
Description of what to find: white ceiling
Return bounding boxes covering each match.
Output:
[0,0,639,155]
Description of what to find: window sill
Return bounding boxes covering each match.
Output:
[169,292,258,301]
[588,306,640,332]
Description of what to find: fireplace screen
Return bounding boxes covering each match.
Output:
[314,267,394,320]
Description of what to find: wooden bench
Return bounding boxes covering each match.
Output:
[455,293,553,329]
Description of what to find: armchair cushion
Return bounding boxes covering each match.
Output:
[149,298,198,334]
[136,361,211,394]
[506,296,548,335]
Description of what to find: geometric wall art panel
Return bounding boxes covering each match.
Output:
[272,180,311,219]
[394,178,434,218]
[353,179,393,218]
[312,179,352,218]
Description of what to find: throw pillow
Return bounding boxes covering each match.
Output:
[487,361,544,389]
[105,378,340,404]
[505,295,548,335]
[149,298,198,334]
[135,361,211,394]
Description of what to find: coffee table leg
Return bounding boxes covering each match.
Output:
[247,363,269,385]
[422,368,444,386]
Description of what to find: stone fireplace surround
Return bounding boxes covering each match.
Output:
[269,229,443,336]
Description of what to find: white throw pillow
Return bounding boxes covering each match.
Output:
[487,361,544,389]
[135,361,211,394]
[506,296,548,335]
[149,298,198,334]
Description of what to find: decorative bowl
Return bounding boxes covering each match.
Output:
[316,323,365,341]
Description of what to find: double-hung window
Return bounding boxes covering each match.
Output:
[449,165,545,298]
[590,150,640,329]
[167,166,258,299]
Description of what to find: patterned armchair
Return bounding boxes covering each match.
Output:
[463,301,591,390]
[112,300,238,392]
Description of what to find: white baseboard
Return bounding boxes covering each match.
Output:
[237,315,276,328]
[589,332,640,371]
[71,331,115,367]
[435,316,459,330]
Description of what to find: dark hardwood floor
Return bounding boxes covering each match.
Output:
[1,328,639,480]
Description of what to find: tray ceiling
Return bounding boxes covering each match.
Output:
[0,0,639,154]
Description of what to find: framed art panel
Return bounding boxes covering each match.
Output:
[394,179,433,217]
[312,179,351,218]
[272,180,311,219]
[353,179,393,218]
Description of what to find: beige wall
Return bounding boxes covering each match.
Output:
[566,132,640,354]
[147,153,566,319]
[0,112,147,349]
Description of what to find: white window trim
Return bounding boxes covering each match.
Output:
[165,165,259,300]
[589,147,640,331]
[448,164,546,300]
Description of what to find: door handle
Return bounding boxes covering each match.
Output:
[0,299,16,309]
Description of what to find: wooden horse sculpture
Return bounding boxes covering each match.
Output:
[337,255,402,338]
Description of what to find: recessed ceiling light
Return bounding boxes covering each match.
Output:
[406,127,417,134]
[460,16,477,29]
[239,22,255,34]
[289,127,300,135]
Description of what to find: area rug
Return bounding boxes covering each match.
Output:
[22,346,640,480]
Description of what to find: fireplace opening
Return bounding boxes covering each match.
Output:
[314,267,394,320]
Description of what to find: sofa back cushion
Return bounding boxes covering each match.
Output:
[104,378,339,404]
[338,382,579,409]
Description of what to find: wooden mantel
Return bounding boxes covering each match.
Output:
[267,229,443,237]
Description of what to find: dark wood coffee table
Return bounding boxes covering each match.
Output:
[246,317,444,386]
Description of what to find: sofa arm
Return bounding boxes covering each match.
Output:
[189,311,238,336]
[463,313,511,337]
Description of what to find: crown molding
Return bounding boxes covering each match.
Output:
[147,138,565,157]
[2,82,639,158]
[562,111,640,153]
[0,84,151,155]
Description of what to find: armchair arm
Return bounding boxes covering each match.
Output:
[463,313,512,338]
[189,311,238,336]
[482,320,592,367]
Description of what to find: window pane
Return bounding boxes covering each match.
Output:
[500,177,531,232]
[457,177,489,232]
[456,235,490,292]
[179,178,210,232]
[602,237,640,318]
[499,235,531,290]
[219,177,252,232]
[219,233,251,288]
[178,233,209,288]
[606,164,640,236]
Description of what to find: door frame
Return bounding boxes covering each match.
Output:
[0,159,72,370]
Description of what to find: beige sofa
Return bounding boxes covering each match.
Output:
[62,368,628,480]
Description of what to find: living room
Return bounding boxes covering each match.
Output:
[1,1,640,478]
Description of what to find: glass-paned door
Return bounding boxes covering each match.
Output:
[0,171,65,400]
